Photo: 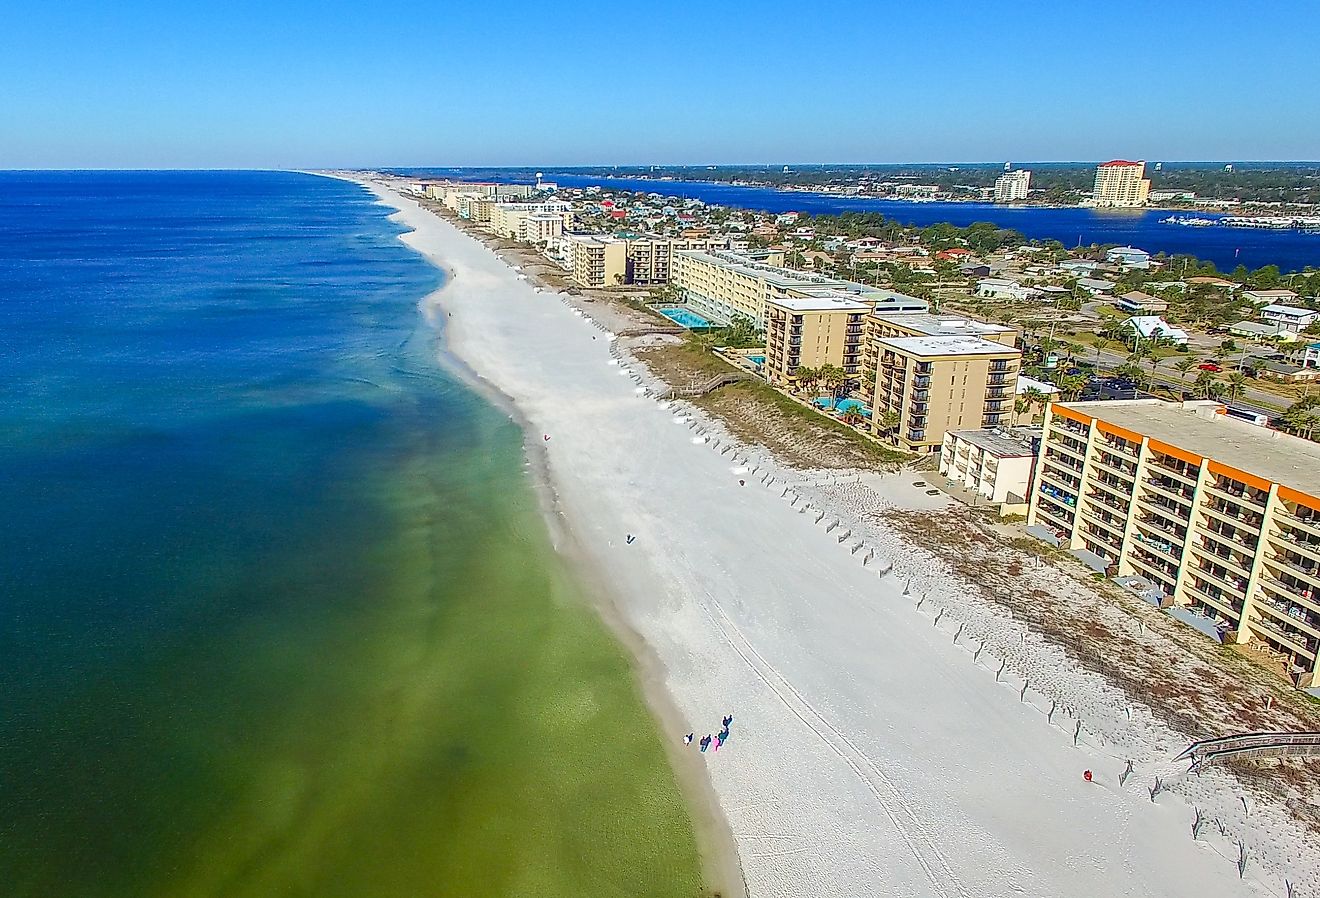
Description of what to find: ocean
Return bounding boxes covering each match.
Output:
[0,171,703,897]
[535,174,1320,273]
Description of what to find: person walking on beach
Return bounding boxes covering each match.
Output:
[699,735,711,752]
[683,733,693,745]
[713,735,722,752]
[722,714,733,728]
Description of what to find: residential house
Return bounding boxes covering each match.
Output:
[1114,290,1168,314]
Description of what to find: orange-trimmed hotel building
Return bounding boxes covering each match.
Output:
[1028,399,1320,685]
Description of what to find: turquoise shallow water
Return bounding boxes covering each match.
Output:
[0,172,705,897]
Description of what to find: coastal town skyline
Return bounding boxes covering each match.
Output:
[5,0,1320,168]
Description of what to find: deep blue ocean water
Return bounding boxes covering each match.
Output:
[0,172,701,897]
[543,174,1320,273]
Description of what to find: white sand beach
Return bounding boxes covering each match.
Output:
[353,177,1315,898]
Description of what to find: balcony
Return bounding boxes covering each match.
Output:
[1206,479,1268,511]
[1193,562,1249,596]
[1136,513,1187,545]
[986,387,1012,400]
[1094,451,1137,479]
[1203,501,1264,531]
[1048,433,1088,460]
[1145,478,1198,504]
[1254,596,1320,640]
[1128,550,1178,583]
[1035,502,1076,534]
[1040,466,1081,494]
[1246,615,1318,659]
[1185,581,1244,620]
[1197,518,1258,552]
[990,361,1011,372]
[1057,419,1090,439]
[1263,552,1320,587]
[1132,528,1180,560]
[1044,448,1084,473]
[1282,508,1320,538]
[1190,541,1253,579]
[1088,490,1128,514]
[913,376,932,389]
[1090,475,1134,502]
[1149,456,1200,485]
[1101,438,1139,461]
[1272,527,1320,563]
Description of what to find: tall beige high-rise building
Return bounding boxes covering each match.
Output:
[993,170,1031,203]
[1027,399,1320,684]
[869,335,1020,452]
[565,235,627,288]
[763,294,870,387]
[1092,160,1151,207]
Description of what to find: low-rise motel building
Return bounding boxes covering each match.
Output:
[939,426,1042,515]
[763,293,871,386]
[870,335,1021,452]
[1028,399,1320,686]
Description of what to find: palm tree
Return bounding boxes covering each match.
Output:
[1092,335,1112,364]
[1174,356,1198,394]
[1059,372,1088,401]
[1226,371,1248,400]
[875,409,901,440]
[1145,353,1163,391]
[794,366,819,395]
[840,408,866,427]
[817,364,847,401]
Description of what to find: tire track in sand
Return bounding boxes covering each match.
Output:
[701,596,975,898]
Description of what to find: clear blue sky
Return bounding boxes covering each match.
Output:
[3,0,1318,168]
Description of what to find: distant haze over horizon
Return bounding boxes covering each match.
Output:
[3,0,1317,168]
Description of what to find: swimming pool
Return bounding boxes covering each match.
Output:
[658,307,712,329]
[813,397,871,416]
[747,355,766,365]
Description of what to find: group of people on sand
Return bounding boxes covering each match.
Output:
[683,714,734,753]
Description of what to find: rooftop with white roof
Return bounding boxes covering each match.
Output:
[768,293,870,313]
[872,311,1014,337]
[877,335,1020,358]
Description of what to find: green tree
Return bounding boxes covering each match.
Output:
[794,366,820,395]
[1225,372,1248,400]
[1174,356,1198,393]
[1059,372,1088,401]
[875,409,902,439]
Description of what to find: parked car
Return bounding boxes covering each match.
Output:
[1198,362,1223,372]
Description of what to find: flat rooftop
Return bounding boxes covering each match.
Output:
[675,249,849,290]
[872,311,1013,337]
[1057,399,1320,498]
[949,427,1041,457]
[877,335,1020,358]
[768,293,870,312]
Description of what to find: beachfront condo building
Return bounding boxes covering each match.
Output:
[520,212,566,244]
[672,250,925,328]
[1092,160,1151,208]
[673,250,852,326]
[763,294,871,387]
[1027,399,1320,685]
[487,202,573,240]
[624,236,731,285]
[566,235,628,288]
[993,170,1031,203]
[870,336,1021,452]
[858,312,1017,407]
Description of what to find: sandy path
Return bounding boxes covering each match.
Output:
[353,178,1298,898]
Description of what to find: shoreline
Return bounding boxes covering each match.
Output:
[317,170,747,895]
[327,172,1318,898]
